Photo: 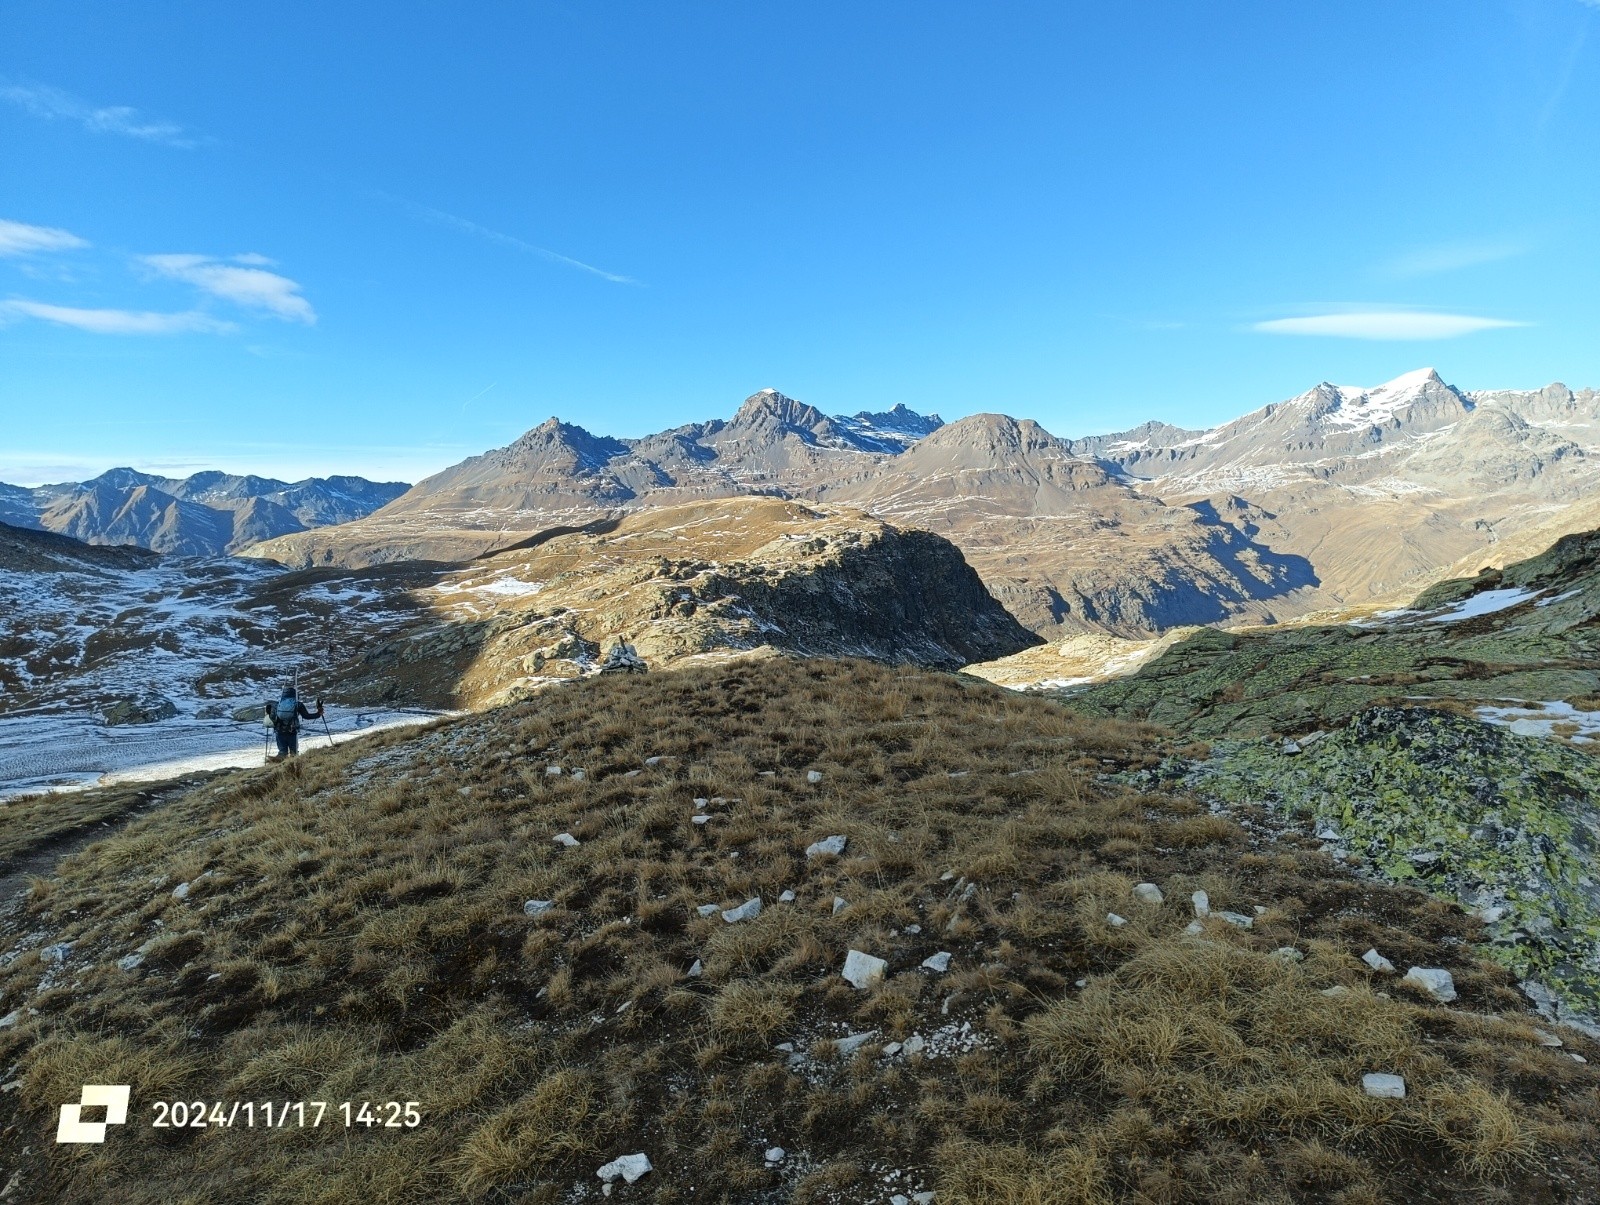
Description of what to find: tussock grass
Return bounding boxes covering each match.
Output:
[0,657,1596,1203]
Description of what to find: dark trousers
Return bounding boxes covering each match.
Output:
[274,727,300,757]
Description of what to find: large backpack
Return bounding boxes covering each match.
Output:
[273,696,300,735]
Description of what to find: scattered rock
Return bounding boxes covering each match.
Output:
[644,756,665,766]
[523,899,555,917]
[1401,966,1458,1003]
[722,898,762,924]
[832,896,848,915]
[1191,890,1210,918]
[0,1012,19,1030]
[1183,919,1205,936]
[920,952,952,973]
[687,960,703,978]
[1320,985,1351,998]
[596,1152,653,1184]
[1216,911,1254,929]
[1362,949,1397,974]
[172,882,191,901]
[1362,1073,1406,1099]
[570,769,586,782]
[905,923,922,935]
[696,904,721,918]
[1106,912,1128,928]
[841,949,887,990]
[882,1041,903,1056]
[692,815,711,825]
[1281,739,1302,755]
[764,1147,786,1164]
[101,693,179,726]
[40,942,73,964]
[902,1035,926,1056]
[546,765,563,776]
[1533,1028,1564,1048]
[553,833,580,847]
[693,797,709,807]
[1132,883,1164,905]
[1270,947,1304,963]
[116,953,145,972]
[779,890,796,903]
[833,1030,877,1056]
[806,834,848,859]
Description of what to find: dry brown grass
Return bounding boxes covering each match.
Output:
[0,657,1596,1204]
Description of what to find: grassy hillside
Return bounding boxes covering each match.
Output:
[1067,528,1600,742]
[2,658,1597,1203]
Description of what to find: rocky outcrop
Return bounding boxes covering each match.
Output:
[341,498,1041,709]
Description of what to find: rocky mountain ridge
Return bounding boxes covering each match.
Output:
[0,468,409,556]
[253,370,1600,638]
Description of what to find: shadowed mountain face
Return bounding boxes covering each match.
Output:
[0,469,409,556]
[248,371,1600,637]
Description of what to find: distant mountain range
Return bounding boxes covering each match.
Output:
[250,370,1600,637]
[0,469,410,556]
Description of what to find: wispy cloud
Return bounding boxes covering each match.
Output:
[1,300,236,335]
[1253,310,1529,341]
[0,80,201,148]
[0,218,89,257]
[141,253,316,323]
[380,193,640,285]
[1383,238,1529,279]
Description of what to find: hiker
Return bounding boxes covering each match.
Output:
[265,684,324,760]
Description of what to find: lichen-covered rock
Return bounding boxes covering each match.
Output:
[1178,706,1600,1022]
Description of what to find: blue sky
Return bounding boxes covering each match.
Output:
[3,1,1598,485]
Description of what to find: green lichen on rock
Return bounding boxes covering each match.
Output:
[1183,706,1600,1020]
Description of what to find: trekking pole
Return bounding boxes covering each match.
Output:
[322,705,335,749]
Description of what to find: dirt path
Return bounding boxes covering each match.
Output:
[0,776,214,904]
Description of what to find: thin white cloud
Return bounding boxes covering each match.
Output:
[379,192,640,285]
[1253,311,1529,341]
[141,253,316,323]
[1384,238,1529,279]
[1,299,236,335]
[0,80,200,148]
[0,218,89,257]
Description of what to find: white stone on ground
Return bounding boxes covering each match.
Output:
[1362,948,1396,974]
[1183,920,1205,936]
[806,834,848,859]
[523,900,554,917]
[779,890,796,903]
[1320,985,1350,998]
[553,833,580,847]
[596,1152,653,1183]
[1191,890,1209,917]
[834,1030,878,1056]
[901,1035,926,1056]
[1401,966,1457,1002]
[696,904,720,918]
[694,797,709,807]
[644,756,664,766]
[883,1041,903,1056]
[905,923,921,934]
[842,949,887,990]
[921,952,952,973]
[832,896,848,915]
[1133,883,1164,905]
[1362,1073,1406,1099]
[765,1147,786,1163]
[806,770,824,783]
[172,882,191,901]
[1533,1028,1564,1048]
[687,960,703,978]
[116,953,144,971]
[0,1011,19,1029]
[692,815,711,825]
[722,898,762,924]
[1216,911,1253,929]
[546,765,562,776]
